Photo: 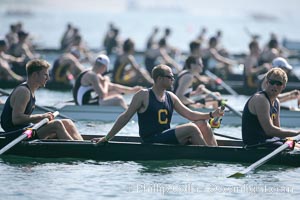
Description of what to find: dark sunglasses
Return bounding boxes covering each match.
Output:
[162,75,175,80]
[268,79,283,86]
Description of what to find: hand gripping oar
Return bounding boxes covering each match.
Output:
[0,111,59,155]
[228,134,300,178]
[0,88,74,121]
[204,70,238,96]
[201,87,242,118]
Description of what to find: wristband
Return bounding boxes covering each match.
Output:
[209,111,213,118]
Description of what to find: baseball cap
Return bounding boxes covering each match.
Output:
[272,57,293,70]
[95,54,110,66]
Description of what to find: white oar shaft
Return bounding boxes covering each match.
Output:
[204,70,238,96]
[239,143,289,175]
[202,87,242,118]
[0,134,27,155]
[229,134,300,177]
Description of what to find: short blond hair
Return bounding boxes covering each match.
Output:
[151,64,171,82]
[26,59,50,77]
[266,68,288,84]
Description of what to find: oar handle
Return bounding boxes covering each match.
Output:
[52,111,59,118]
[30,111,59,131]
[25,111,60,138]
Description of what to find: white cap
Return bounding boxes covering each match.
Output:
[272,57,293,70]
[95,54,110,67]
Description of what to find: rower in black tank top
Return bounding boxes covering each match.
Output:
[242,91,280,146]
[137,89,178,144]
[1,83,35,132]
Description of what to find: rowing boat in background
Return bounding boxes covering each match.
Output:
[2,48,300,94]
[0,134,300,166]
[0,80,73,91]
[1,104,299,127]
[1,78,300,95]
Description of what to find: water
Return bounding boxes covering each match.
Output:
[1,0,300,199]
[0,157,299,199]
[1,90,300,199]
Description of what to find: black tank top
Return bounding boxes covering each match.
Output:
[242,91,279,145]
[173,70,190,94]
[1,83,36,131]
[138,89,173,139]
[73,70,89,105]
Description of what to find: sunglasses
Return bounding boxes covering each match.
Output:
[162,75,175,80]
[268,79,283,86]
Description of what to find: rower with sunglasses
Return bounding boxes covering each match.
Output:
[260,57,300,110]
[242,67,300,147]
[92,64,224,146]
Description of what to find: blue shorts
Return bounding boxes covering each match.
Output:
[142,129,179,144]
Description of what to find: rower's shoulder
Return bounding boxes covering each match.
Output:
[136,88,149,96]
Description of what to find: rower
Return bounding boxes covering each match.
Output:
[0,59,83,141]
[173,56,221,109]
[92,64,224,146]
[73,54,142,109]
[260,57,300,110]
[242,67,300,148]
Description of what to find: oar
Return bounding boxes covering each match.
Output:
[0,111,59,155]
[228,134,300,178]
[214,132,241,140]
[205,70,238,96]
[201,87,243,118]
[0,88,74,121]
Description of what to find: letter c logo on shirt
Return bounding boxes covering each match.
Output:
[158,109,168,124]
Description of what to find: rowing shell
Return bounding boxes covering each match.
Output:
[0,134,300,167]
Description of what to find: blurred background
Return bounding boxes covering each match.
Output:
[1,0,299,53]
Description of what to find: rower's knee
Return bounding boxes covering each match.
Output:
[194,120,209,129]
[52,120,65,130]
[186,123,202,136]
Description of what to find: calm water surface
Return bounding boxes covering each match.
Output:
[1,155,300,199]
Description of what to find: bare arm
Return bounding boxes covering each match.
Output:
[278,90,300,103]
[11,87,52,125]
[175,74,195,105]
[210,48,235,66]
[69,56,85,73]
[244,56,271,76]
[127,55,153,83]
[170,92,223,121]
[89,73,108,99]
[159,48,181,72]
[22,44,36,60]
[1,53,24,63]
[93,90,146,143]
